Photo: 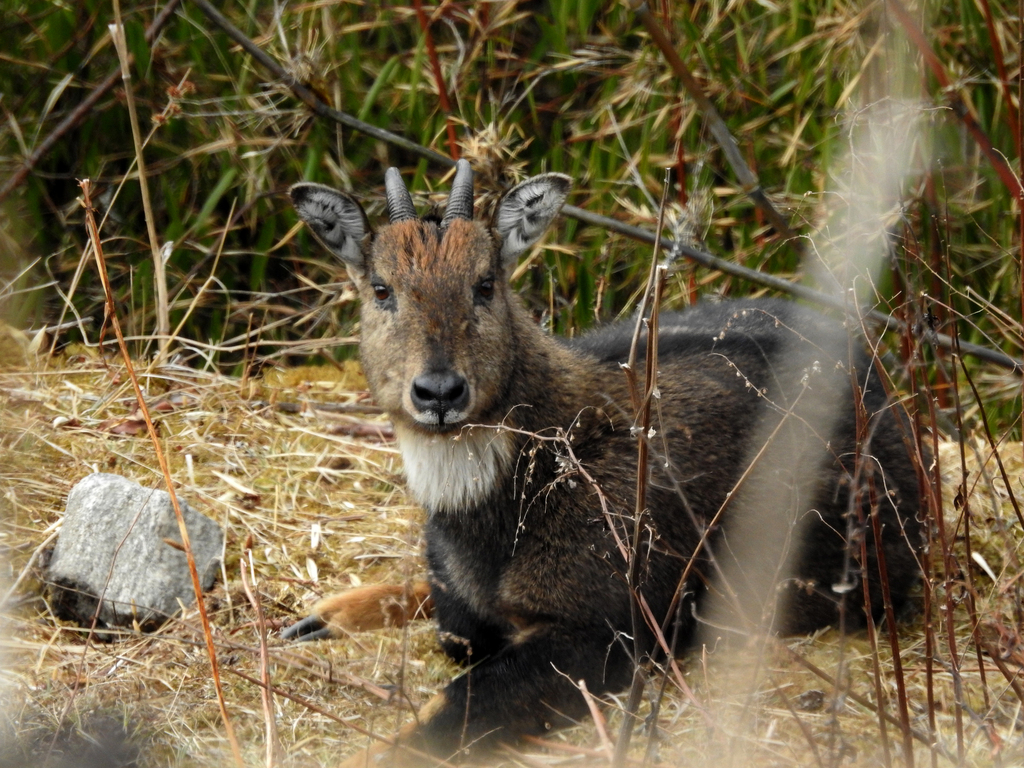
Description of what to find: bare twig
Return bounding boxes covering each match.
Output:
[908,372,940,768]
[932,422,965,760]
[780,643,957,763]
[858,503,892,768]
[958,355,1024,531]
[577,678,614,761]
[614,172,672,768]
[949,344,996,743]
[768,675,825,768]
[562,208,1022,372]
[625,172,672,410]
[869,475,914,766]
[188,0,450,166]
[980,638,1024,707]
[850,353,910,765]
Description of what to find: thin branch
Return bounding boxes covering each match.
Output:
[780,642,957,763]
[979,638,1024,707]
[957,354,1024,530]
[858,497,892,767]
[614,173,671,768]
[935,312,966,761]
[768,675,825,768]
[869,475,914,766]
[189,0,450,166]
[625,173,672,409]
[563,207,1023,372]
[577,678,614,761]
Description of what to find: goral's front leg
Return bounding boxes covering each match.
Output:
[282,581,433,641]
[340,624,632,765]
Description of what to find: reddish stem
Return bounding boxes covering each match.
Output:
[887,0,1021,198]
[977,0,1020,147]
[413,0,460,159]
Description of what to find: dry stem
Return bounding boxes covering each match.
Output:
[108,5,170,362]
[78,178,245,768]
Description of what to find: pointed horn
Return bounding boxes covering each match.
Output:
[384,167,417,223]
[441,159,474,228]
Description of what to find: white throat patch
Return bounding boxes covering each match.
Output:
[395,425,515,513]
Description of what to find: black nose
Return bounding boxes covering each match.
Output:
[410,371,470,422]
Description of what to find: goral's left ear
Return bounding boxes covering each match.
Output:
[289,183,371,271]
[493,173,572,266]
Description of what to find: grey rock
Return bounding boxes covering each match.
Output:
[47,473,223,629]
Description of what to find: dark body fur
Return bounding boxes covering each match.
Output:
[419,298,921,756]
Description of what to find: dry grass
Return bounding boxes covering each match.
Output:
[0,349,438,766]
[0,342,1021,767]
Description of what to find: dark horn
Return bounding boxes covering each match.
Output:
[385,167,417,223]
[441,159,474,228]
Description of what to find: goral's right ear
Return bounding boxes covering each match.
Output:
[289,183,370,271]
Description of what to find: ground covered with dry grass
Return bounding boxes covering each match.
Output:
[1,344,1021,768]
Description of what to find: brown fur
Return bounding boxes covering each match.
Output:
[357,218,512,435]
[311,582,433,633]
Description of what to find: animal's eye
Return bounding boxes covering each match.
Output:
[476,279,494,300]
[373,284,391,302]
